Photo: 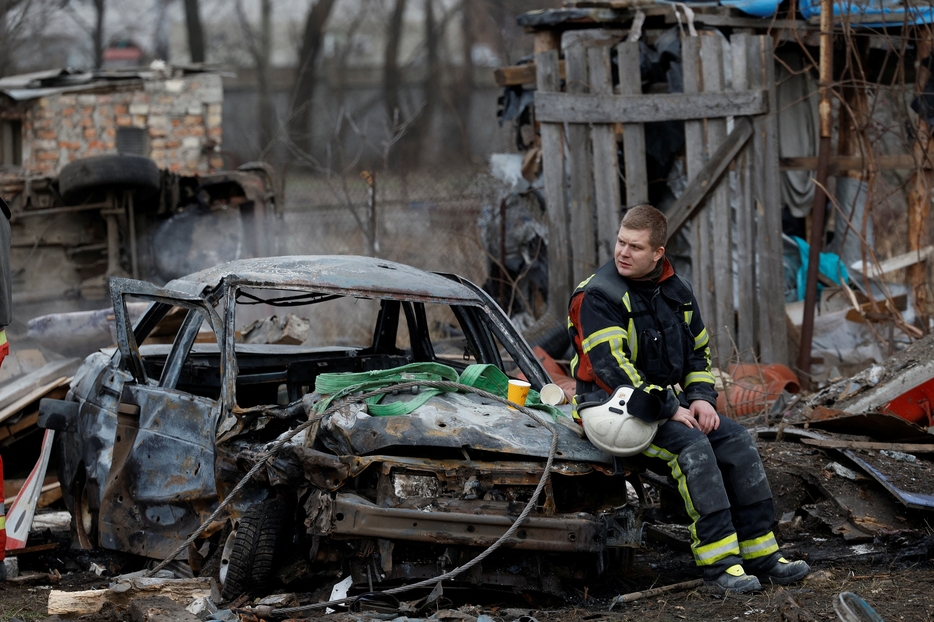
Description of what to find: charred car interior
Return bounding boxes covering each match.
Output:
[38,256,640,600]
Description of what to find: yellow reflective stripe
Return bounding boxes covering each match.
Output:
[739,532,779,559]
[581,327,628,352]
[643,444,700,523]
[694,327,708,349]
[0,329,6,346]
[694,533,740,565]
[685,371,716,387]
[684,309,694,325]
[576,275,594,290]
[570,353,579,372]
[0,516,6,530]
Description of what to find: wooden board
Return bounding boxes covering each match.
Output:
[849,245,934,278]
[732,34,758,360]
[681,37,714,334]
[780,153,929,171]
[701,35,734,368]
[493,61,566,87]
[616,41,648,208]
[534,89,768,124]
[564,40,598,285]
[589,45,623,265]
[535,35,574,318]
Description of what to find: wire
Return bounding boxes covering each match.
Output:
[145,380,560,621]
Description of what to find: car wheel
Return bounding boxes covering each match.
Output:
[58,154,161,204]
[72,478,97,550]
[220,497,294,601]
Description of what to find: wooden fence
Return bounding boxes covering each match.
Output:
[533,30,788,367]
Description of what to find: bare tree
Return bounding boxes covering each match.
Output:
[184,0,205,63]
[236,0,275,155]
[0,0,34,76]
[383,0,407,125]
[289,0,339,154]
[61,0,106,69]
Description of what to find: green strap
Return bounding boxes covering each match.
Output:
[314,361,565,420]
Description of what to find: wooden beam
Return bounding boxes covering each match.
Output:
[732,33,757,361]
[589,45,622,265]
[701,35,733,368]
[493,61,566,87]
[849,245,934,278]
[800,438,934,453]
[780,154,930,171]
[617,41,648,208]
[534,90,768,124]
[565,41,597,284]
[667,118,754,238]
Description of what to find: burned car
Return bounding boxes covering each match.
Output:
[39,255,639,598]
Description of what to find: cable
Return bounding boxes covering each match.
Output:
[145,380,560,619]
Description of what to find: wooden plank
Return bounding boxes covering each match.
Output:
[780,154,929,171]
[732,34,757,361]
[662,11,806,29]
[47,577,216,617]
[534,90,768,124]
[0,358,79,413]
[535,35,574,319]
[0,378,68,425]
[666,119,753,238]
[681,36,714,340]
[799,438,934,452]
[589,45,622,265]
[493,61,566,87]
[849,245,934,278]
[0,411,39,443]
[700,35,733,368]
[755,36,788,365]
[565,40,597,285]
[616,41,648,209]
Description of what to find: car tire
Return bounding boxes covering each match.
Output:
[72,477,98,550]
[220,497,294,601]
[58,154,161,204]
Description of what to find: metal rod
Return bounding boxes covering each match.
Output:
[127,193,139,280]
[796,0,834,388]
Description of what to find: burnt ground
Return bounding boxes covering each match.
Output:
[2,434,933,622]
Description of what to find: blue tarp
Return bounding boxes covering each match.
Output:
[798,0,934,26]
[792,236,850,301]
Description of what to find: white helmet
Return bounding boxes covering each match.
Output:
[579,386,663,457]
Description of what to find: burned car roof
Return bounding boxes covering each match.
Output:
[165,255,481,303]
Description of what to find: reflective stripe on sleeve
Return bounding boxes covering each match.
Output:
[685,370,716,387]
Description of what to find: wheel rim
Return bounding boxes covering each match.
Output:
[218,526,238,588]
[74,483,95,550]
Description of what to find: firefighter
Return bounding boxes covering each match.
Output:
[568,204,809,593]
[0,196,9,372]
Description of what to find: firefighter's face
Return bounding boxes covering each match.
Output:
[615,226,664,279]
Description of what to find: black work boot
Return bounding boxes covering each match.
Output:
[748,556,811,585]
[704,564,762,594]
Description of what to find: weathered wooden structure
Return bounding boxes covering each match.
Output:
[520,12,787,367]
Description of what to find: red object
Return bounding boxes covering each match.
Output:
[882,376,934,427]
[0,340,7,371]
[717,363,801,419]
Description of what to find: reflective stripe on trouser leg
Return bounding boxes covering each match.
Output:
[643,440,740,571]
[739,531,779,561]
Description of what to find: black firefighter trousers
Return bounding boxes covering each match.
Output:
[642,414,781,578]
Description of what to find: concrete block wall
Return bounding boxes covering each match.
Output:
[21,72,225,176]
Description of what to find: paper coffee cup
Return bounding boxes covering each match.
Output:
[539,383,567,406]
[507,379,531,409]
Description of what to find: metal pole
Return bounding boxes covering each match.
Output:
[797,0,834,388]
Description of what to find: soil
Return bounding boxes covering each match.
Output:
[2,435,933,622]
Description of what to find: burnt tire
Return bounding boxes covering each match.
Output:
[221,497,294,601]
[58,154,161,204]
[72,477,98,550]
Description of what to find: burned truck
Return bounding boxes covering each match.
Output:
[39,255,641,599]
[1,153,278,315]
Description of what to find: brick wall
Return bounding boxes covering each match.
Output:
[20,72,224,176]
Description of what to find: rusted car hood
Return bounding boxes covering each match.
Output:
[318,391,611,463]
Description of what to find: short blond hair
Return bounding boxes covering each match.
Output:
[621,204,667,249]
